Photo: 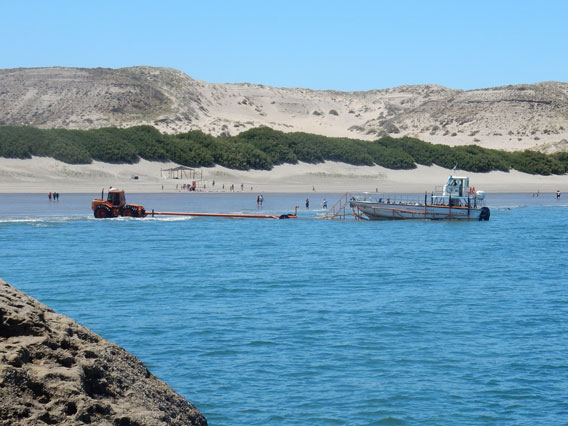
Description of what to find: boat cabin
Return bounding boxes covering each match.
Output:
[432,176,474,206]
[443,176,469,197]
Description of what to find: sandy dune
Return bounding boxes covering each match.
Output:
[1,67,567,153]
[1,67,567,196]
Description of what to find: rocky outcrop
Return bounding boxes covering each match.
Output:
[0,278,207,426]
[1,66,568,152]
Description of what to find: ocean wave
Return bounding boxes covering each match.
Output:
[0,216,88,224]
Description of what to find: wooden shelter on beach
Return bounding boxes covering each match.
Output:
[160,166,202,180]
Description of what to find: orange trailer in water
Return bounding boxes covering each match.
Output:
[92,189,297,220]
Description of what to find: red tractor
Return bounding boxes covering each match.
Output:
[92,188,146,218]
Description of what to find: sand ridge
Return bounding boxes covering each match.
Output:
[1,67,567,153]
[0,157,566,194]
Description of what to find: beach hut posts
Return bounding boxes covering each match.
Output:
[160,166,202,180]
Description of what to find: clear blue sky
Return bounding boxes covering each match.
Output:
[2,0,566,91]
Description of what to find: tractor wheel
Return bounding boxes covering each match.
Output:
[122,206,139,217]
[94,206,111,219]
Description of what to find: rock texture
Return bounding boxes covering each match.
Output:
[0,278,207,426]
[1,66,568,152]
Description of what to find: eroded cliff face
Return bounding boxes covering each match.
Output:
[0,278,207,426]
[1,66,567,152]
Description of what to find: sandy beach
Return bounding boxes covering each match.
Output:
[0,157,566,195]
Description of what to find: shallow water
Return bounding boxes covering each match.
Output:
[1,192,567,425]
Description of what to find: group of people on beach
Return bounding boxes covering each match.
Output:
[171,180,259,193]
[176,182,197,191]
[48,192,60,200]
[256,194,264,207]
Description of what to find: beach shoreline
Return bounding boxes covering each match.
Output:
[0,157,566,194]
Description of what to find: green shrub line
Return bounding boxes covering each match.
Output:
[0,125,566,175]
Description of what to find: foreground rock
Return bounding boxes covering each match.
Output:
[0,279,207,425]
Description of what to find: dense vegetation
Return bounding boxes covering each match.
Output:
[0,125,566,175]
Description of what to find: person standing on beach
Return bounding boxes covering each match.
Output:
[48,192,52,200]
[557,190,561,199]
[305,198,310,209]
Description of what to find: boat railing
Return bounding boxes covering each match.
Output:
[352,193,428,206]
[431,193,485,208]
[351,191,485,208]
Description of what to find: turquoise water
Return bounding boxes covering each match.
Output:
[1,192,567,425]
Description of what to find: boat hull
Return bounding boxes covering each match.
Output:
[351,201,490,221]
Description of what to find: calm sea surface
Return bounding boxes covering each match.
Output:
[1,192,567,425]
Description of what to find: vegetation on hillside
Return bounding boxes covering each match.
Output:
[0,125,566,175]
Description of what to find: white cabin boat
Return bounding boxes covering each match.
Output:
[349,175,490,221]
